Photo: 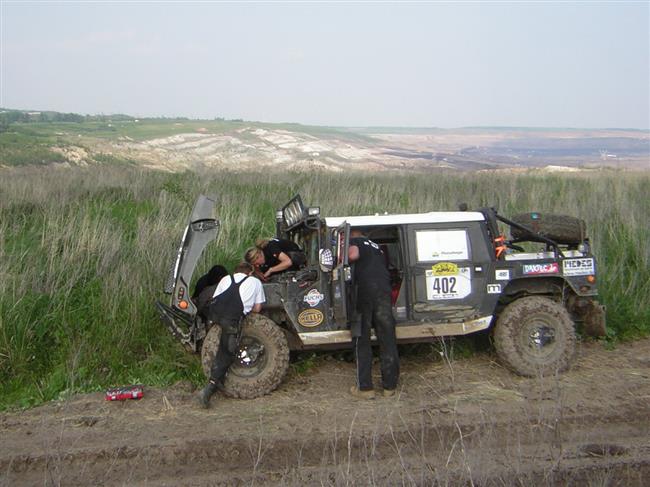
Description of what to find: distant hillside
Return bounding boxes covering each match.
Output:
[1,108,648,171]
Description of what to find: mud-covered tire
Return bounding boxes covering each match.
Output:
[493,296,576,377]
[201,314,290,399]
[510,213,586,245]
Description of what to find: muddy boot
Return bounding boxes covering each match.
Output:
[350,385,375,400]
[382,388,396,398]
[199,381,219,409]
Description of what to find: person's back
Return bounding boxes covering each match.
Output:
[349,236,391,297]
[204,275,249,331]
[261,238,303,271]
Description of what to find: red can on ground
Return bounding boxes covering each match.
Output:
[105,385,144,401]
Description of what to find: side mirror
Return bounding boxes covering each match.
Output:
[319,249,334,273]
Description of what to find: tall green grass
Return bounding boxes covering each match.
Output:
[0,166,648,410]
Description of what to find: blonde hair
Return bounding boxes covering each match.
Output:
[245,247,263,264]
[255,238,270,249]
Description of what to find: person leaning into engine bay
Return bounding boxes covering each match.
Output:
[245,237,305,280]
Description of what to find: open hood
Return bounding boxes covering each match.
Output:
[164,195,220,316]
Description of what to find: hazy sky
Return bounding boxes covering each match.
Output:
[2,1,649,128]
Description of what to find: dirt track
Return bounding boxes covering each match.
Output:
[2,338,650,486]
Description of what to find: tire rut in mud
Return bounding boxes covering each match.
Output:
[3,410,649,486]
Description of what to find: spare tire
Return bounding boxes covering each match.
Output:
[510,213,586,245]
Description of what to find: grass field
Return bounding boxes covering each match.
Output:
[0,166,648,410]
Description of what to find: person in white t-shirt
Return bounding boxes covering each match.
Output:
[199,262,265,408]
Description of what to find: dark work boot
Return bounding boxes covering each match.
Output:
[199,381,219,409]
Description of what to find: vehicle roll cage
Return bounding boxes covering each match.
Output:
[477,207,567,260]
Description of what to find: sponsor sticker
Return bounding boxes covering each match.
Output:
[523,263,559,275]
[303,289,325,307]
[495,269,510,281]
[297,309,324,328]
[426,267,471,300]
[563,258,595,276]
[487,284,501,294]
[431,262,459,276]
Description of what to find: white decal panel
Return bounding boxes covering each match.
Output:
[426,263,471,300]
[495,269,510,280]
[563,258,595,276]
[487,284,502,294]
[416,230,469,262]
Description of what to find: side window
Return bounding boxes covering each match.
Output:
[415,230,470,262]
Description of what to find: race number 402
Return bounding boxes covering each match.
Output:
[426,267,471,300]
[432,276,457,294]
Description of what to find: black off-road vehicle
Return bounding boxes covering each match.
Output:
[156,195,606,398]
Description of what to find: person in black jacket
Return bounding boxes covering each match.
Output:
[348,230,399,399]
[245,238,305,280]
[192,264,228,317]
[193,264,228,299]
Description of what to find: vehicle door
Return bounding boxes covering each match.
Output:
[406,222,492,323]
[330,221,351,326]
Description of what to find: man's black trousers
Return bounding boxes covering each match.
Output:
[353,290,399,391]
[209,326,240,384]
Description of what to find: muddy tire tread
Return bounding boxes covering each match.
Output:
[201,314,290,399]
[493,296,576,377]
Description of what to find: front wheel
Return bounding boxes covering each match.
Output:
[201,314,290,399]
[493,296,576,377]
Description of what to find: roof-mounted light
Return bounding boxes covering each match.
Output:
[283,198,305,228]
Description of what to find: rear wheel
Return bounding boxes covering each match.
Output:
[201,314,290,399]
[493,296,576,377]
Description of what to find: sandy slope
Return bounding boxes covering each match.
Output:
[86,126,649,172]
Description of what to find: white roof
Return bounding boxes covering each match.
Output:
[326,211,485,228]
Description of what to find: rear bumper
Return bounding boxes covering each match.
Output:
[583,301,607,337]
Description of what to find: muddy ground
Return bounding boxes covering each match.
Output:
[2,338,649,486]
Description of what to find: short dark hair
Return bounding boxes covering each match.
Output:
[234,262,254,274]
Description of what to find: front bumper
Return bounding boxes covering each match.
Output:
[155,301,197,352]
